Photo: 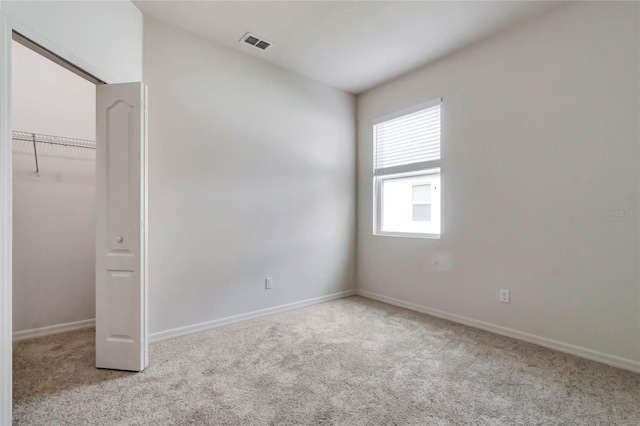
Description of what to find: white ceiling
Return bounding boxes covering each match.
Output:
[134,1,561,94]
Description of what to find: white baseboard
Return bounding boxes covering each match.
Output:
[150,289,357,343]
[13,318,95,341]
[357,289,640,374]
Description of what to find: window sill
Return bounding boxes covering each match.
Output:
[374,231,441,240]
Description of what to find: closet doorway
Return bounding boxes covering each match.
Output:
[11,35,102,403]
[11,37,98,342]
[10,32,148,376]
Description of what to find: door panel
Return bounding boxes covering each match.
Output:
[96,82,148,372]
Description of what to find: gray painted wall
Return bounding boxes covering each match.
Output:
[356,2,640,362]
[144,18,356,334]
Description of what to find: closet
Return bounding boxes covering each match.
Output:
[11,39,96,339]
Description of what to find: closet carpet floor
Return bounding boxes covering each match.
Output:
[12,296,640,425]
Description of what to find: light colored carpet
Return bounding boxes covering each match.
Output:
[13,296,640,425]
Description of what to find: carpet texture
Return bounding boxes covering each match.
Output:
[13,296,640,425]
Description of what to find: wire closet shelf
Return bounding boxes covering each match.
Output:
[12,130,96,176]
[12,130,96,149]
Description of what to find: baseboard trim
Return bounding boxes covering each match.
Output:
[357,289,640,374]
[13,318,95,341]
[150,289,357,343]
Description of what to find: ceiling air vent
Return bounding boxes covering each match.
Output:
[240,32,272,51]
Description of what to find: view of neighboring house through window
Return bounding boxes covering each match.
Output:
[373,98,441,238]
[412,184,431,221]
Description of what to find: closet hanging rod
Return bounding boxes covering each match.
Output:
[12,130,96,150]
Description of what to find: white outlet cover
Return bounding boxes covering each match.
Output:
[499,289,510,303]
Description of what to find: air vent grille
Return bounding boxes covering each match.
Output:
[240,32,272,51]
[255,40,270,50]
[245,36,259,46]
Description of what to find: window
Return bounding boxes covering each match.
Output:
[373,98,441,238]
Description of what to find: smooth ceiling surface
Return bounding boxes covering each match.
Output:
[135,1,561,94]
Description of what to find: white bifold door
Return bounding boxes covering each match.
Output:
[95,82,148,371]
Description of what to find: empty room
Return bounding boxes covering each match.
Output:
[0,0,639,424]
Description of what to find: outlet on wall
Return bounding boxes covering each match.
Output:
[499,289,510,303]
[265,277,273,290]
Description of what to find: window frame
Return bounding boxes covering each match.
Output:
[373,98,442,239]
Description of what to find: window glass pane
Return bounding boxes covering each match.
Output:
[413,204,431,221]
[379,169,440,235]
[412,184,431,204]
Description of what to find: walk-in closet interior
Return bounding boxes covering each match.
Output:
[12,38,96,341]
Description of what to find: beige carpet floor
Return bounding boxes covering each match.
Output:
[13,296,640,425]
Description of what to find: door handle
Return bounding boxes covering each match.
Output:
[116,236,124,243]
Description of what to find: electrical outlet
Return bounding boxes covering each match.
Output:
[499,289,510,303]
[265,277,273,290]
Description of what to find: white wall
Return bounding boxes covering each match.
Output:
[357,2,640,364]
[12,42,95,139]
[1,0,142,83]
[12,40,96,333]
[144,18,356,334]
[0,9,13,424]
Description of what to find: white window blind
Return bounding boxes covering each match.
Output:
[374,99,441,176]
